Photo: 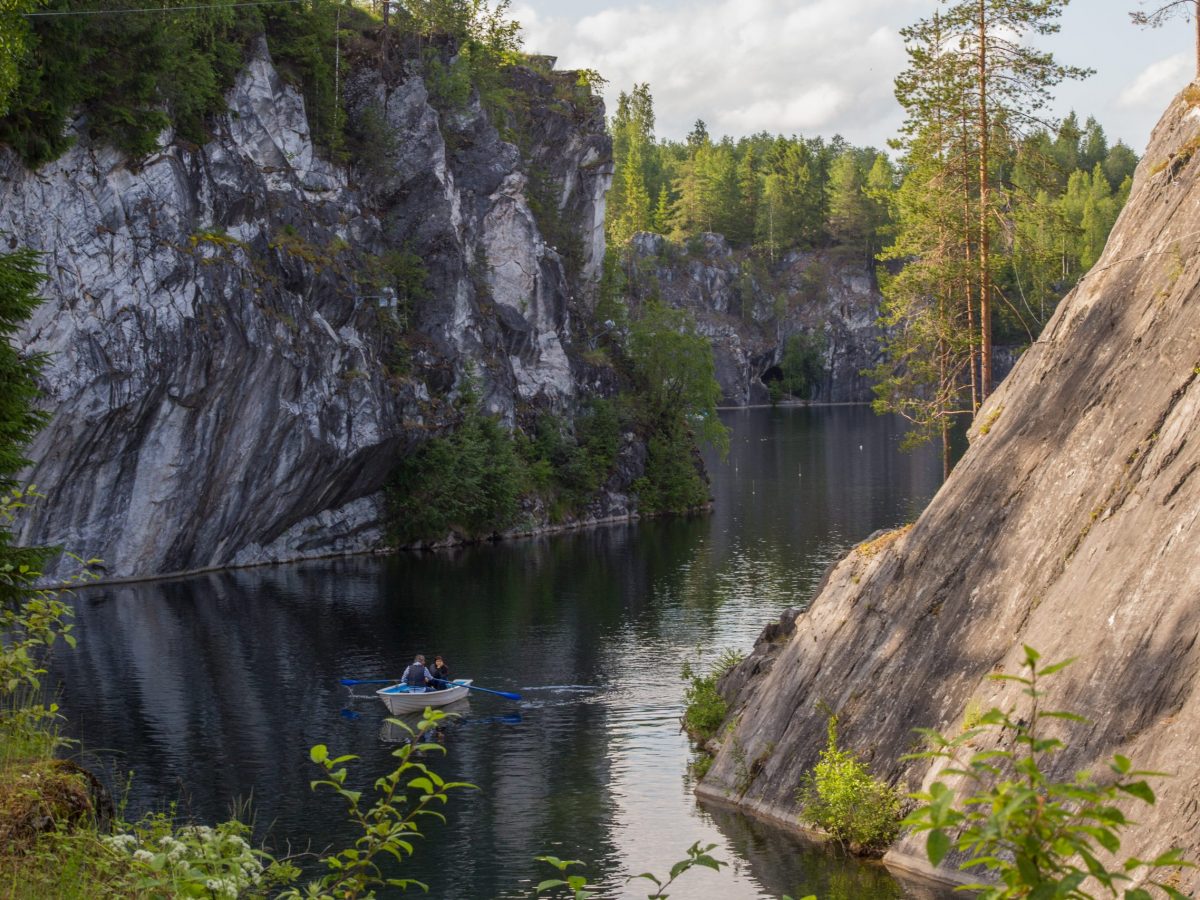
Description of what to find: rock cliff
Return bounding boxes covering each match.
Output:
[622,233,886,406]
[697,85,1200,893]
[2,39,616,579]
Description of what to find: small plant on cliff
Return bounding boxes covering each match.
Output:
[796,713,902,854]
[904,646,1194,898]
[680,649,743,744]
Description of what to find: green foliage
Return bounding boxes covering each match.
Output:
[623,301,726,514]
[627,301,727,454]
[280,709,475,898]
[100,817,296,898]
[777,331,826,400]
[536,842,729,900]
[680,649,743,744]
[404,0,523,122]
[518,400,621,521]
[0,249,49,492]
[633,420,708,515]
[0,0,42,119]
[0,494,74,739]
[797,714,903,854]
[386,379,522,544]
[0,0,263,165]
[904,646,1194,899]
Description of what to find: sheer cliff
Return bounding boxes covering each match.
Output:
[1,40,616,579]
[697,86,1200,892]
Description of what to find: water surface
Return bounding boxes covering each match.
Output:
[53,406,951,898]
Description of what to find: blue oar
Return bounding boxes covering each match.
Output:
[432,678,522,701]
[340,678,399,686]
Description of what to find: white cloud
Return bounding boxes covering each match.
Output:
[1116,53,1192,109]
[512,0,928,146]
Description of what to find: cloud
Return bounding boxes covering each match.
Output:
[1116,53,1192,109]
[512,0,929,146]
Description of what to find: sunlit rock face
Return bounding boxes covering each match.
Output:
[623,231,886,406]
[697,86,1200,894]
[1,39,613,579]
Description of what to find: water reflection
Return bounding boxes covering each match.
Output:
[52,408,952,898]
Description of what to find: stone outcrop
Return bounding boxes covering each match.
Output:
[623,232,885,405]
[697,85,1200,893]
[2,39,616,579]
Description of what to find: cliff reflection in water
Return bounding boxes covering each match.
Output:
[53,407,950,899]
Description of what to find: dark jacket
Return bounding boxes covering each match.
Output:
[402,663,430,688]
[431,663,450,688]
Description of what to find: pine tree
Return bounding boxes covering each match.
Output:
[894,0,1089,405]
[607,83,656,247]
[1131,1,1200,77]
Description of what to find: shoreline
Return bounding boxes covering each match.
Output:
[63,504,715,592]
[693,788,975,896]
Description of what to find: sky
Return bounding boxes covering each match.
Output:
[511,0,1195,154]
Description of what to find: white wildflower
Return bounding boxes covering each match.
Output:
[132,849,154,863]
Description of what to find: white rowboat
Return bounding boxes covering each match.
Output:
[376,679,473,715]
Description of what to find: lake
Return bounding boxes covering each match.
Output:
[52,406,954,898]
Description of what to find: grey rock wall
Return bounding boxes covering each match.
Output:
[696,86,1200,893]
[623,232,886,405]
[2,39,615,579]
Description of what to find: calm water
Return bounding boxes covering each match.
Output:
[52,406,953,899]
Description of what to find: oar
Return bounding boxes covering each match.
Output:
[432,678,521,701]
[340,678,400,686]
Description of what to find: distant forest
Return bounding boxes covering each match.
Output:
[606,83,1138,346]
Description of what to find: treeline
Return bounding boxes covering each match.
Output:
[608,84,1136,296]
[0,0,521,167]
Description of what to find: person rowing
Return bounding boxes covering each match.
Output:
[401,654,431,693]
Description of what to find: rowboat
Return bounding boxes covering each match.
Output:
[376,679,473,715]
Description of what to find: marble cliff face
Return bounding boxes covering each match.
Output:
[2,40,614,579]
[700,86,1200,893]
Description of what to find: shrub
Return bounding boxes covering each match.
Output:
[386,386,522,545]
[904,646,1194,898]
[797,714,902,854]
[681,649,744,744]
[777,330,826,400]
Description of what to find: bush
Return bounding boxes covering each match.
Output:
[797,714,902,854]
[681,649,744,744]
[777,331,826,400]
[386,384,522,545]
[633,420,709,515]
[904,646,1194,898]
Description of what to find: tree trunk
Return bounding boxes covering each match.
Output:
[977,0,993,401]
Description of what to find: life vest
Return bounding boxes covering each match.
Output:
[404,664,427,688]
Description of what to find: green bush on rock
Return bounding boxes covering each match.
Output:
[797,714,902,855]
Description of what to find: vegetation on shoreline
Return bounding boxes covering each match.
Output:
[796,714,902,856]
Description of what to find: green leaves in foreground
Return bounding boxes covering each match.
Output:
[536,842,731,899]
[903,646,1194,899]
[280,708,476,898]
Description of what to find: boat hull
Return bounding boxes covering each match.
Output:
[376,680,472,715]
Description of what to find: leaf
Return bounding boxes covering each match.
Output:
[927,829,952,866]
[1035,657,1076,676]
[1150,848,1187,867]
[536,879,568,892]
[630,873,662,886]
[1117,781,1156,805]
[310,745,328,763]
